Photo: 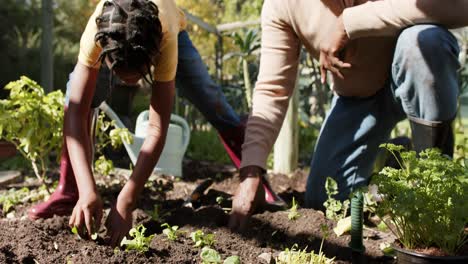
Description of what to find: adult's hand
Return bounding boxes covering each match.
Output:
[319,15,352,83]
[228,165,266,232]
[105,194,134,247]
[69,191,103,239]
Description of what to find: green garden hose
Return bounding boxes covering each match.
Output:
[349,191,365,253]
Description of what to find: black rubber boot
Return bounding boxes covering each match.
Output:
[409,117,454,157]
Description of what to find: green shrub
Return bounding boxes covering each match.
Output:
[374,144,468,254]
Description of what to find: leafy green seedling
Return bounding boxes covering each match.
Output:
[276,243,334,264]
[0,187,30,213]
[223,256,241,264]
[190,230,215,248]
[94,155,114,176]
[70,226,97,240]
[215,196,225,205]
[120,224,154,252]
[161,223,180,241]
[287,197,301,221]
[323,177,349,222]
[200,247,222,264]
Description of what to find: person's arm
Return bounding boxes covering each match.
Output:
[67,62,103,237]
[229,0,301,231]
[106,80,175,246]
[343,0,468,39]
[118,80,175,207]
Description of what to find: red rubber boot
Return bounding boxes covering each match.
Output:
[28,142,79,220]
[218,121,287,207]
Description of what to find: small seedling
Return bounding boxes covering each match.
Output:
[287,197,301,221]
[161,223,180,241]
[190,230,215,248]
[200,247,222,264]
[215,196,225,205]
[323,177,349,222]
[223,256,241,264]
[70,226,98,240]
[0,187,30,213]
[120,224,154,252]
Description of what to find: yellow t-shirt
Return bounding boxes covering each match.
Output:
[78,0,187,82]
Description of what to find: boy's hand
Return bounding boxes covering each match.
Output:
[69,191,103,239]
[319,15,352,83]
[105,195,133,247]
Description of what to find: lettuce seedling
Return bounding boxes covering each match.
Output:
[287,197,301,221]
[120,224,154,252]
[223,256,241,264]
[190,230,215,248]
[161,223,180,241]
[0,187,30,213]
[200,247,222,264]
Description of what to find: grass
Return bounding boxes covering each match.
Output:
[186,128,232,164]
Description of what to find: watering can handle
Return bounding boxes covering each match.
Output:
[170,114,191,153]
[136,111,190,153]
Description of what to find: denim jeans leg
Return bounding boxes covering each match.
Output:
[176,31,241,131]
[304,87,404,209]
[391,25,460,122]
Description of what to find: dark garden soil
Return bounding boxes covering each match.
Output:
[0,160,396,264]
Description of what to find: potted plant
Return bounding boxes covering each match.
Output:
[372,144,468,263]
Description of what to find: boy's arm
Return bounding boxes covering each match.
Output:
[343,0,468,39]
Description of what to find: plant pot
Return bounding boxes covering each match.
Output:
[394,245,468,264]
[0,141,17,159]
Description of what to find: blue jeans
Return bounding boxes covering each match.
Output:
[66,31,240,132]
[176,31,240,131]
[305,25,461,209]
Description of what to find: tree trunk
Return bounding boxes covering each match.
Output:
[273,80,299,174]
[40,0,54,92]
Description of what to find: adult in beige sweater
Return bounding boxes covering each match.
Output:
[229,0,468,230]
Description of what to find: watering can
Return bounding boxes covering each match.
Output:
[98,102,190,177]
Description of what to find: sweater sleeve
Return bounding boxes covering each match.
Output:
[240,0,301,169]
[343,0,468,39]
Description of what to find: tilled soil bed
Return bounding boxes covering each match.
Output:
[0,160,395,263]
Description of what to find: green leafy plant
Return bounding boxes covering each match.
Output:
[0,183,55,214]
[190,230,216,248]
[120,224,154,252]
[373,144,468,255]
[0,187,30,213]
[223,256,241,264]
[200,247,222,264]
[287,197,301,221]
[199,247,240,264]
[277,224,334,263]
[323,177,349,222]
[215,196,225,205]
[228,28,261,108]
[0,76,64,192]
[93,113,133,175]
[70,225,97,240]
[161,223,180,241]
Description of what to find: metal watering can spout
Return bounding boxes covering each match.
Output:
[98,102,191,177]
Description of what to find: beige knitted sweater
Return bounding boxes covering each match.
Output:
[241,0,468,169]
